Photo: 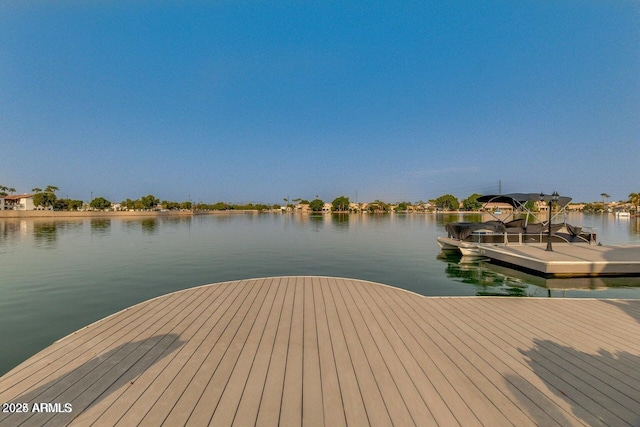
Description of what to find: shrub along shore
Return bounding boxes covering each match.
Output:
[0,210,259,219]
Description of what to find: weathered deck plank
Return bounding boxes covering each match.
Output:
[457,298,640,425]
[230,277,286,427]
[1,276,639,427]
[89,280,238,426]
[312,277,346,427]
[255,277,295,426]
[320,278,370,426]
[424,297,593,426]
[301,277,323,427]
[339,280,415,426]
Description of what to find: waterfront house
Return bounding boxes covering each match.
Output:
[481,201,514,214]
[294,203,310,213]
[0,194,35,210]
[567,203,586,211]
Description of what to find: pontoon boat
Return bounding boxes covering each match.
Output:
[437,193,595,257]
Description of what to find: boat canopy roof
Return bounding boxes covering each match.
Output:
[477,193,572,209]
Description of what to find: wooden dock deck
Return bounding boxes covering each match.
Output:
[479,243,640,277]
[1,276,639,426]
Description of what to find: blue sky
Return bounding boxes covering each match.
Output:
[1,1,638,204]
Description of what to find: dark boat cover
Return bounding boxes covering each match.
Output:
[445,221,506,240]
[443,193,577,241]
[476,193,572,208]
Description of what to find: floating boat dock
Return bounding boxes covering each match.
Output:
[477,243,640,277]
[1,277,639,426]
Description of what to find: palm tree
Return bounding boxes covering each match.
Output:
[600,193,610,213]
[8,188,15,194]
[32,187,42,193]
[45,185,59,194]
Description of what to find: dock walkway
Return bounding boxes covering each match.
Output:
[1,277,639,426]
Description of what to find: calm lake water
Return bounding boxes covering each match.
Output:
[1,212,640,375]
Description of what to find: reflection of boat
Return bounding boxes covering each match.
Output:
[483,262,640,292]
[437,193,596,257]
[442,258,531,296]
[440,255,640,297]
[615,211,631,218]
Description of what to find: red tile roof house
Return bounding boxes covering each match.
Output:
[0,194,36,210]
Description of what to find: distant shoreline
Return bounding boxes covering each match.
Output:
[2,210,604,219]
[0,210,260,219]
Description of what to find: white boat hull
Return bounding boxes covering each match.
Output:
[437,236,484,258]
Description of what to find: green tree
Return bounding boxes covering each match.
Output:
[212,202,228,210]
[461,193,483,211]
[90,197,112,210]
[434,194,459,211]
[581,203,596,212]
[309,198,324,212]
[31,186,59,209]
[0,185,15,196]
[161,200,181,210]
[67,199,83,211]
[53,198,69,211]
[368,200,390,213]
[33,192,57,209]
[332,196,350,212]
[524,200,539,212]
[140,194,159,210]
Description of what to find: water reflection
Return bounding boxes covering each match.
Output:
[439,253,530,296]
[161,216,192,226]
[121,219,141,232]
[0,216,198,245]
[0,220,25,245]
[29,221,84,247]
[90,219,111,236]
[141,218,158,234]
[485,262,640,293]
[629,216,640,236]
[439,252,640,297]
[32,222,58,246]
[308,215,325,232]
[332,213,349,228]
